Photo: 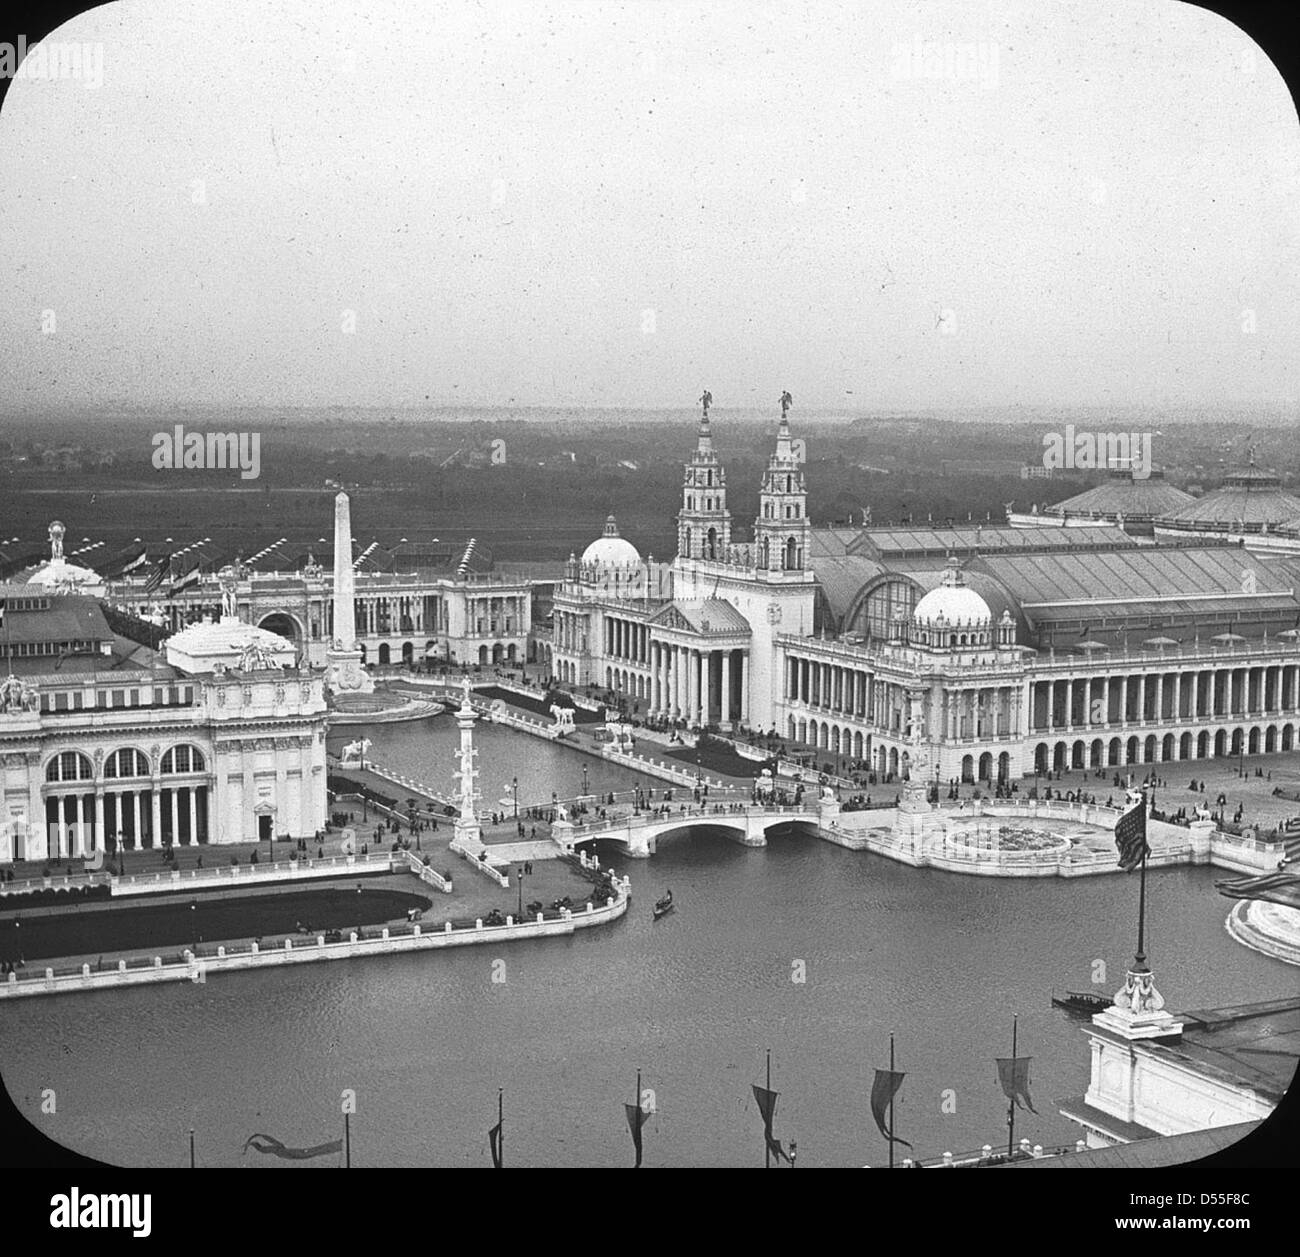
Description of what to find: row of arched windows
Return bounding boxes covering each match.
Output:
[45,744,207,782]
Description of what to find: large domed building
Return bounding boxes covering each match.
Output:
[1154,467,1300,543]
[581,515,642,569]
[561,514,667,604]
[1043,468,1194,537]
[913,562,993,629]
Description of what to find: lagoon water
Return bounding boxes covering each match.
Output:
[1,715,1295,1168]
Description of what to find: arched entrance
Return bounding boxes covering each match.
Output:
[258,612,301,642]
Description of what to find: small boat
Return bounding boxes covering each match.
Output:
[1051,990,1111,1015]
[652,890,674,921]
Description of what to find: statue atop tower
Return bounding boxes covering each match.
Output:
[753,392,811,575]
[677,390,732,561]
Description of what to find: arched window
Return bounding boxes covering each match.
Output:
[45,751,93,782]
[105,748,150,778]
[161,744,205,774]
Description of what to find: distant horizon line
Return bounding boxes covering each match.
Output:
[1,401,1295,422]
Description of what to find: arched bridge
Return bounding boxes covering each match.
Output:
[566,802,832,858]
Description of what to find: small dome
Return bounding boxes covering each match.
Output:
[27,559,102,591]
[581,514,641,567]
[914,560,991,626]
[25,520,103,593]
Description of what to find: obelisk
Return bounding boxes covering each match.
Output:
[326,491,373,694]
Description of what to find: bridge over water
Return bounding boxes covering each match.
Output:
[563,802,834,858]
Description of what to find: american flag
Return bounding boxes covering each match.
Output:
[1114,793,1150,872]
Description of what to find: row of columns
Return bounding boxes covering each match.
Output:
[555,609,587,655]
[650,642,748,726]
[469,594,526,637]
[784,671,1025,746]
[940,687,1023,741]
[785,656,871,718]
[1036,723,1298,772]
[355,595,425,638]
[43,785,210,857]
[1034,664,1300,733]
[606,615,650,664]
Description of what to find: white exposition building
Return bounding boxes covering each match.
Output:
[546,401,1300,786]
[0,530,328,862]
[101,495,534,672]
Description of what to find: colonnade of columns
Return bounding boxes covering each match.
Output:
[650,642,748,726]
[352,593,528,639]
[1032,664,1300,733]
[42,784,210,858]
[784,655,872,719]
[605,615,650,664]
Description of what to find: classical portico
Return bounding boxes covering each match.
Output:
[647,601,751,728]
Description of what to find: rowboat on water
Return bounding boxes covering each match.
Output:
[1051,990,1111,1015]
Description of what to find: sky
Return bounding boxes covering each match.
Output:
[0,0,1297,413]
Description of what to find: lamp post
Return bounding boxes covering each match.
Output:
[511,776,519,820]
[581,763,589,799]
[516,863,526,918]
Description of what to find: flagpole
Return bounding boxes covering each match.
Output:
[765,1049,771,1170]
[1007,1015,1017,1158]
[888,1034,895,1170]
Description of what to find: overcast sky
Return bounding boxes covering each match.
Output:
[0,0,1296,413]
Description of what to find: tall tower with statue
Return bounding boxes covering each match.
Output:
[676,390,733,561]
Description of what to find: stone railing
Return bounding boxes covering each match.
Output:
[448,839,511,887]
[357,760,456,808]
[572,802,816,840]
[400,849,453,893]
[903,1138,1086,1168]
[600,743,726,789]
[0,851,399,901]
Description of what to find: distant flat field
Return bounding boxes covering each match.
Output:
[0,486,675,561]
